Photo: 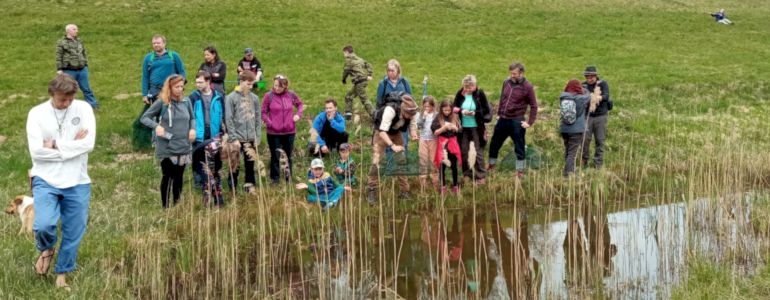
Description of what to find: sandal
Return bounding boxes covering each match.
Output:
[34,248,55,276]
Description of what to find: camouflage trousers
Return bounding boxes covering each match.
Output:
[344,82,374,117]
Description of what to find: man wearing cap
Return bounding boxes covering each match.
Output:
[309,98,348,156]
[367,94,418,204]
[141,34,186,104]
[237,48,263,82]
[581,66,612,169]
[56,24,99,109]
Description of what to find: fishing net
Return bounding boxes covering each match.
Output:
[499,144,543,170]
[379,150,422,176]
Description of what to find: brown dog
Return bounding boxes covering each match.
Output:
[5,195,34,234]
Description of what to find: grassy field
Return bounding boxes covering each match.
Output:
[2,0,770,298]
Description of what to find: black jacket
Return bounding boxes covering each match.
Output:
[453,88,492,146]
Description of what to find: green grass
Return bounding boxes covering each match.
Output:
[2,0,770,298]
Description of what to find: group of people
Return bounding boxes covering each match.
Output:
[29,27,613,290]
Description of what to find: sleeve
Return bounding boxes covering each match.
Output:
[141,55,150,96]
[82,41,88,65]
[175,53,187,80]
[188,101,196,134]
[376,80,386,107]
[253,94,262,145]
[261,93,272,131]
[329,113,346,133]
[378,107,396,132]
[342,59,351,81]
[306,179,318,196]
[293,93,304,118]
[403,78,412,95]
[348,160,357,177]
[431,116,442,134]
[312,114,327,146]
[409,116,418,137]
[141,100,163,129]
[527,84,539,125]
[27,109,62,162]
[212,61,226,84]
[365,61,373,77]
[50,104,97,160]
[55,40,65,70]
[600,81,610,102]
[224,94,236,138]
[453,89,463,108]
[254,58,263,72]
[478,91,493,123]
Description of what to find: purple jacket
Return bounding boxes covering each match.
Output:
[261,90,304,135]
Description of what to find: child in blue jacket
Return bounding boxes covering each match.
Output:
[296,158,349,209]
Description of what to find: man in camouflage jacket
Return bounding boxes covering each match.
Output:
[56,24,99,109]
[341,45,374,120]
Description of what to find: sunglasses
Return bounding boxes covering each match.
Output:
[274,74,287,80]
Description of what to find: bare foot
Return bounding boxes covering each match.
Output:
[55,274,71,292]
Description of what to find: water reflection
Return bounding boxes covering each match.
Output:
[306,195,763,299]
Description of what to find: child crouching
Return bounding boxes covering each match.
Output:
[296,158,350,209]
[334,143,357,187]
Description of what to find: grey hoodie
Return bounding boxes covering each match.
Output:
[224,90,262,144]
[141,99,196,159]
[559,92,590,134]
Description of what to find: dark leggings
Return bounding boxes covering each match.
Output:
[440,153,459,187]
[160,158,187,208]
[267,134,295,182]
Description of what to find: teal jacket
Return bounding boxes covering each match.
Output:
[188,90,225,142]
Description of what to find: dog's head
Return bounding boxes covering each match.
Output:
[5,196,25,215]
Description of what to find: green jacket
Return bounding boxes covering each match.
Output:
[342,52,372,83]
[56,36,88,70]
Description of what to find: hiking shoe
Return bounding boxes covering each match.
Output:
[516,170,525,179]
[244,183,257,195]
[451,186,460,194]
[475,178,486,185]
[486,163,496,172]
[399,191,411,200]
[345,112,353,121]
[440,186,448,194]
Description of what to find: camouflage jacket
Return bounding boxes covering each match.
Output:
[56,36,88,70]
[342,52,372,83]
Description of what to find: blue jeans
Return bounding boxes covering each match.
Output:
[63,66,99,109]
[32,177,91,274]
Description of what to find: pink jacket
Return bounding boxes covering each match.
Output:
[261,90,304,135]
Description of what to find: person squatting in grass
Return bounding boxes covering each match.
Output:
[453,75,492,185]
[341,45,374,120]
[237,47,263,82]
[141,74,196,208]
[487,62,539,178]
[559,79,591,177]
[224,71,262,194]
[308,98,348,157]
[296,158,351,210]
[27,74,96,291]
[581,66,612,169]
[367,93,419,204]
[432,100,463,194]
[334,143,357,187]
[189,71,226,207]
[141,34,186,105]
[198,46,227,95]
[377,59,416,154]
[262,74,304,185]
[415,96,439,190]
[56,24,99,109]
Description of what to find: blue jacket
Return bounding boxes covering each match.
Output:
[306,171,344,208]
[188,90,225,142]
[141,50,187,97]
[312,111,346,147]
[376,76,412,107]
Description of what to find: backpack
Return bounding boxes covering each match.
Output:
[373,91,405,132]
[560,97,577,125]
[147,50,180,74]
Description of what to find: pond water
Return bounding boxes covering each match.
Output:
[290,195,763,299]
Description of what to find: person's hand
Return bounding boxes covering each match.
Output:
[335,166,344,174]
[391,145,404,152]
[293,115,300,122]
[411,134,419,141]
[344,185,352,192]
[75,129,88,140]
[155,126,165,137]
[295,183,308,189]
[231,140,241,149]
[326,111,335,120]
[212,73,219,78]
[56,70,63,75]
[521,121,531,129]
[366,76,372,81]
[321,145,329,154]
[43,139,55,149]
[188,129,196,142]
[143,96,150,105]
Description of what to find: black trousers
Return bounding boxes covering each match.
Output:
[160,158,187,208]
